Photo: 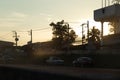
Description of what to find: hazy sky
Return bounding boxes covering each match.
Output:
[0,0,103,45]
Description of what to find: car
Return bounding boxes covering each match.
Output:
[46,56,64,65]
[73,57,93,67]
[2,55,15,63]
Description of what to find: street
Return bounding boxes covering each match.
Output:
[0,64,120,80]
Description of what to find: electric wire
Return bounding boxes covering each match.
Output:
[0,22,81,44]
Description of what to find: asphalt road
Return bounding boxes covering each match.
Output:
[0,64,120,80]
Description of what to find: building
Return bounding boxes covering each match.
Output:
[94,1,120,46]
[0,40,14,51]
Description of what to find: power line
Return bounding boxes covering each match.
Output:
[16,23,82,33]
[17,27,51,32]
[0,32,13,40]
[0,32,11,38]
[32,27,51,31]
[17,30,29,32]
[68,22,80,23]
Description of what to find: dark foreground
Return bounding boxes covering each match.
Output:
[0,64,120,80]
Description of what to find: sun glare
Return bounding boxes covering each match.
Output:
[71,20,110,38]
[90,21,110,35]
[103,22,110,35]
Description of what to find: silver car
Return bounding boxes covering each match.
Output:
[46,56,64,65]
[73,57,93,67]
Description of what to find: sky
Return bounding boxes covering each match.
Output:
[0,0,104,45]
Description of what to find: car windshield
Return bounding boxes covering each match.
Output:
[0,0,120,80]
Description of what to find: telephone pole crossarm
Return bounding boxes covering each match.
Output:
[13,31,19,46]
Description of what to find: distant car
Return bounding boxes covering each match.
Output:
[73,57,93,67]
[3,55,15,63]
[46,56,64,65]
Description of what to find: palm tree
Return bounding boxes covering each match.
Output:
[88,26,101,49]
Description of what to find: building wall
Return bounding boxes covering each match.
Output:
[94,4,120,21]
[115,19,120,33]
[103,34,120,45]
[94,4,120,42]
[0,41,14,51]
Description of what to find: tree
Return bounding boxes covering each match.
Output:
[69,30,78,43]
[50,20,77,49]
[88,26,101,49]
[108,22,114,34]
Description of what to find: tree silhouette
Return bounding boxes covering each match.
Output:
[50,20,77,49]
[88,26,101,49]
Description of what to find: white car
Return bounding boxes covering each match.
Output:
[46,56,64,65]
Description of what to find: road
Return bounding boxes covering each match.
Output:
[0,64,120,80]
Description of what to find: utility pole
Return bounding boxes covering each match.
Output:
[28,29,33,44]
[82,24,84,45]
[81,21,89,45]
[30,29,32,43]
[101,21,104,46]
[87,21,89,41]
[108,0,110,6]
[105,0,107,7]
[102,0,103,8]
[81,23,86,45]
[102,0,109,8]
[67,23,70,54]
[13,31,19,47]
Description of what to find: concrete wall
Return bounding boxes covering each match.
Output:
[103,34,120,45]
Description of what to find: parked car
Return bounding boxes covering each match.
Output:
[3,55,15,63]
[73,57,93,67]
[46,56,64,65]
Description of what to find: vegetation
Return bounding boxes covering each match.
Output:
[50,20,77,49]
[1,19,119,69]
[88,26,101,49]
